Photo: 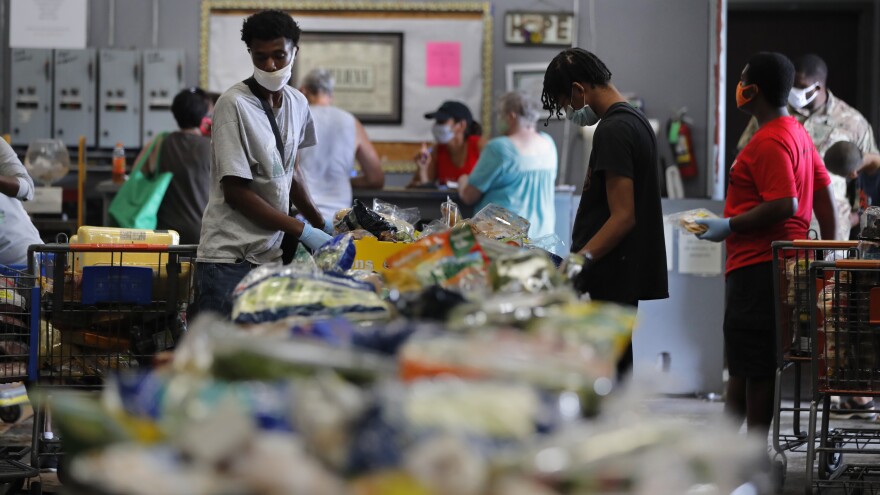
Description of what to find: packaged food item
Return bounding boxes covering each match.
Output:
[337,200,416,243]
[384,225,486,293]
[232,271,393,324]
[468,204,530,245]
[441,197,462,228]
[489,250,565,294]
[667,208,719,235]
[314,234,357,273]
[416,251,490,296]
[373,199,420,227]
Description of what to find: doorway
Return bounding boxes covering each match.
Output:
[724,3,873,172]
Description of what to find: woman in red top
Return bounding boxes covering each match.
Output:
[408,101,484,187]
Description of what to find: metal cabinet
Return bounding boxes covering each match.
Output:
[9,48,53,146]
[141,50,185,143]
[97,50,141,149]
[53,49,96,147]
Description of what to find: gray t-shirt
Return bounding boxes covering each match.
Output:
[0,140,41,265]
[198,82,317,264]
[299,105,357,220]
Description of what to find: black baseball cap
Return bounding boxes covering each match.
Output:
[424,100,473,124]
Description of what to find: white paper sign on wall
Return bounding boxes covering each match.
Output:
[9,0,87,49]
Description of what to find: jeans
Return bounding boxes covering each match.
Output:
[193,260,255,320]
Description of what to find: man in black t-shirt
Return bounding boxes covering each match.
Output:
[542,48,669,377]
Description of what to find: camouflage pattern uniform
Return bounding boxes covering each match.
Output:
[738,91,878,239]
[737,90,878,157]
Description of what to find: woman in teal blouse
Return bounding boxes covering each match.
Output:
[458,91,559,239]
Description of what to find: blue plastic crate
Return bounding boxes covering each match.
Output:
[81,266,153,305]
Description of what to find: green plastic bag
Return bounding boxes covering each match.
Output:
[108,134,173,229]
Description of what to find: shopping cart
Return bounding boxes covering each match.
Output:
[25,243,197,491]
[770,240,858,485]
[0,265,41,491]
[805,259,880,494]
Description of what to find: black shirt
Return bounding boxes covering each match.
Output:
[156,132,212,245]
[571,102,668,302]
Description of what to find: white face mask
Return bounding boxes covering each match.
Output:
[432,123,455,144]
[253,56,294,92]
[788,82,820,109]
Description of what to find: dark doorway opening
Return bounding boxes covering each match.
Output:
[725,3,874,174]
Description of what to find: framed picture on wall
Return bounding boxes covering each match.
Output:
[505,62,548,104]
[504,11,574,46]
[294,31,404,124]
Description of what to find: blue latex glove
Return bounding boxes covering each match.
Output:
[323,218,335,235]
[299,223,333,251]
[694,217,732,242]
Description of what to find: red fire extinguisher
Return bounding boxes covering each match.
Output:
[667,108,698,179]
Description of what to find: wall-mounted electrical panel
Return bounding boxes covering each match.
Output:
[142,50,185,143]
[97,49,141,148]
[9,48,53,146]
[53,49,97,147]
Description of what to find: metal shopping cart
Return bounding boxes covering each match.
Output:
[805,259,880,494]
[25,243,197,493]
[770,240,859,488]
[0,265,41,492]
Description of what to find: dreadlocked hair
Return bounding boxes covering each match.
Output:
[541,48,612,126]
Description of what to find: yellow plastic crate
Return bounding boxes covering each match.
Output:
[352,238,408,273]
[73,226,179,268]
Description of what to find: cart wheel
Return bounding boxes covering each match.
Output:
[772,459,786,494]
[0,479,24,495]
[56,455,69,486]
[0,405,22,424]
[28,481,40,495]
[817,436,844,480]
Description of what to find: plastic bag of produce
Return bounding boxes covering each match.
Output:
[468,204,530,245]
[489,250,565,294]
[232,272,393,324]
[415,251,490,296]
[373,199,421,227]
[314,234,357,273]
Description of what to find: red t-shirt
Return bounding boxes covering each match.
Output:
[724,116,831,274]
[436,135,481,183]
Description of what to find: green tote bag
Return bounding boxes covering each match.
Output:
[108,134,173,229]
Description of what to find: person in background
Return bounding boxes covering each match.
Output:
[408,101,484,187]
[541,48,668,379]
[739,54,880,212]
[298,68,384,222]
[696,52,836,446]
[196,9,331,318]
[823,141,862,242]
[136,87,212,245]
[821,140,878,419]
[0,139,42,265]
[458,90,558,239]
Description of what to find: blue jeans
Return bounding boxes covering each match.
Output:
[193,261,255,319]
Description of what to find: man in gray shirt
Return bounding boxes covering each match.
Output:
[196,10,332,317]
[0,140,42,266]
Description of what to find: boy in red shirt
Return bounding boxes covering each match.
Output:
[696,52,836,442]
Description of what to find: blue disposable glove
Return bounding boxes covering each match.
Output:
[694,217,732,242]
[299,223,333,251]
[323,218,335,235]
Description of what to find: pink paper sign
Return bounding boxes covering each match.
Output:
[425,42,461,87]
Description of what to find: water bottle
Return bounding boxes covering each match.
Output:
[112,142,126,184]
